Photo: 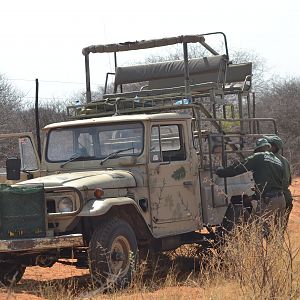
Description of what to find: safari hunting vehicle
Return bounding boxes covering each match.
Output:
[0,32,278,287]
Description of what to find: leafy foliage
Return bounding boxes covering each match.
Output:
[257,77,300,174]
[0,74,23,132]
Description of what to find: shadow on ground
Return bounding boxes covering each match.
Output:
[0,250,212,299]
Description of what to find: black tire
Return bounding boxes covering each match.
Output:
[222,195,252,232]
[88,218,137,288]
[0,263,26,286]
[222,203,245,232]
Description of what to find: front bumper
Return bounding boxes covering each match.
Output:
[0,234,83,252]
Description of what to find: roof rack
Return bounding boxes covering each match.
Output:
[72,32,274,152]
[82,32,229,103]
[75,32,253,121]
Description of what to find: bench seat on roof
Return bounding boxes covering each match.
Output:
[148,62,252,92]
[224,62,252,92]
[114,55,228,88]
[105,56,252,100]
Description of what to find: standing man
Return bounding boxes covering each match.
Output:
[264,135,293,228]
[216,138,286,235]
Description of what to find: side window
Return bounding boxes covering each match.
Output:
[150,125,186,162]
[19,137,39,170]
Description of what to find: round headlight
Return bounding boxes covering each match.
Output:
[58,197,73,212]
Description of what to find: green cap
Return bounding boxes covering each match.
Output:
[263,135,283,150]
[254,138,271,151]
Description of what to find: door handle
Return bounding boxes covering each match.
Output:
[183,180,193,186]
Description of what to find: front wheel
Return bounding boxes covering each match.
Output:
[88,218,137,288]
[0,263,26,286]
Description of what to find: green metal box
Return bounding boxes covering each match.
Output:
[0,184,46,240]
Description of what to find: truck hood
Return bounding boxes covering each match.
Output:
[17,170,136,189]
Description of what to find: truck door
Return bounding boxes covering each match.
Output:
[148,122,202,237]
[0,133,41,184]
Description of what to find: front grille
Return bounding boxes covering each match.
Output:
[48,222,59,229]
[47,199,56,213]
[0,184,46,239]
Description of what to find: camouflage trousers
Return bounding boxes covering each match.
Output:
[283,190,293,230]
[252,193,286,238]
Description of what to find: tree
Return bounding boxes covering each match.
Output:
[67,86,105,104]
[144,44,209,63]
[257,77,300,174]
[17,100,68,133]
[230,49,267,94]
[0,74,23,132]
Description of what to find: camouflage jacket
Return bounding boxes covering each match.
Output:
[216,151,284,195]
[276,153,293,204]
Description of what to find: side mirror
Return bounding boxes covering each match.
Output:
[6,157,21,180]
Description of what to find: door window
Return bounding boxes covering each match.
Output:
[150,125,186,162]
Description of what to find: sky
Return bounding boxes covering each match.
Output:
[0,0,299,104]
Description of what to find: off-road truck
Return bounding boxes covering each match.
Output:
[0,32,278,286]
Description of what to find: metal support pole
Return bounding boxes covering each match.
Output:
[238,93,244,150]
[208,135,215,207]
[238,93,244,134]
[84,55,92,103]
[35,79,41,160]
[221,135,228,202]
[252,92,259,133]
[247,93,251,133]
[113,52,122,93]
[114,52,117,69]
[183,42,191,102]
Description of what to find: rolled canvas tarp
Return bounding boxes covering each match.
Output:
[114,55,227,85]
[82,35,205,55]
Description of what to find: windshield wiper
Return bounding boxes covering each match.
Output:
[100,147,134,166]
[60,153,86,168]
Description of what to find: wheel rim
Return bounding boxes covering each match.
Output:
[110,235,131,277]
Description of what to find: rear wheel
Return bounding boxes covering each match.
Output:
[88,218,137,288]
[222,203,245,232]
[0,263,26,286]
[222,195,252,232]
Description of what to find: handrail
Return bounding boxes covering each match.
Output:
[82,32,227,56]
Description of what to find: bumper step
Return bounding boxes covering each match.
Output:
[0,234,84,252]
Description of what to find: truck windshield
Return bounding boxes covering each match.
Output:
[46,122,144,163]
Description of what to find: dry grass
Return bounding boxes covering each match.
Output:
[1,215,300,300]
[86,216,300,300]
